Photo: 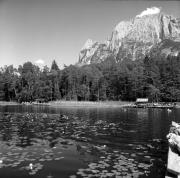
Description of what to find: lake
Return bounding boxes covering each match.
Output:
[0,105,179,178]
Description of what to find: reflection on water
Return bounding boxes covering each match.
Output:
[0,105,179,178]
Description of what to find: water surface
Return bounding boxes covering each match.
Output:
[0,105,179,178]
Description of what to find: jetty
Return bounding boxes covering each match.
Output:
[124,98,176,109]
[166,121,180,178]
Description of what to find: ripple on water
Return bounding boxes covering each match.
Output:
[0,111,168,177]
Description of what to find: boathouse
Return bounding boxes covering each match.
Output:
[135,98,149,107]
[135,98,148,104]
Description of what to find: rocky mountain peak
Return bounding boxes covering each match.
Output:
[81,39,95,50]
[109,10,162,55]
[78,7,180,65]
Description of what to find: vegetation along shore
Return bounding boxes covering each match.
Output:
[0,54,180,104]
[0,100,132,108]
[1,100,180,109]
[48,101,132,108]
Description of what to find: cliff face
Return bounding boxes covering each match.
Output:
[78,8,180,65]
[160,15,180,40]
[78,40,112,64]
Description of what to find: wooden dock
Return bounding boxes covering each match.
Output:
[123,102,176,109]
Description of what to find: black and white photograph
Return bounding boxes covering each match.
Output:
[0,0,180,177]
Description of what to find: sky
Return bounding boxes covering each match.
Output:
[0,0,180,68]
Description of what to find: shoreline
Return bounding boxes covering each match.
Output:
[0,101,180,108]
[48,101,132,108]
[0,101,19,105]
[0,101,132,108]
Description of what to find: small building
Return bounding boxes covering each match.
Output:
[135,98,149,108]
[135,98,149,104]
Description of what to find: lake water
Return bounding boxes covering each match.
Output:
[0,105,179,178]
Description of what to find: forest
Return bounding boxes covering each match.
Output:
[0,53,180,103]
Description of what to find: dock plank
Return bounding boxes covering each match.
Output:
[167,146,180,176]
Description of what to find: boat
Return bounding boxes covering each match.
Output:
[166,121,180,178]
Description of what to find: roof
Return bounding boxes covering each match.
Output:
[136,98,148,103]
[35,99,45,102]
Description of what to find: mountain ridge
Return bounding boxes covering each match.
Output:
[78,7,180,65]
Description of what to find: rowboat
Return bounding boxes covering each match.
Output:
[166,122,180,178]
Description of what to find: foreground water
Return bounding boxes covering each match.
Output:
[0,105,179,178]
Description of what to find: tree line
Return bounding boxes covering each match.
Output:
[0,53,180,102]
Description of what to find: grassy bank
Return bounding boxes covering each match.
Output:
[0,101,19,105]
[0,100,132,108]
[48,100,132,108]
[0,101,179,109]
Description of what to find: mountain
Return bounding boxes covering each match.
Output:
[78,7,180,65]
[78,39,112,65]
[150,39,180,59]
